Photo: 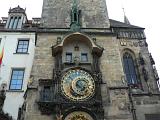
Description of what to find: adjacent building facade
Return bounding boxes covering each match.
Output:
[0,0,160,120]
[0,6,38,120]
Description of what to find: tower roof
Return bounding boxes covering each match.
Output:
[124,15,130,25]
[109,19,144,29]
[122,8,130,25]
[9,5,26,14]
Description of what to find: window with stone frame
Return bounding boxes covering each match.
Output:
[16,39,29,53]
[81,53,88,62]
[9,68,25,90]
[123,52,138,85]
[66,52,72,62]
[43,86,51,101]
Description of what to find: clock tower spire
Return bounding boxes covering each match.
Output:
[70,0,81,31]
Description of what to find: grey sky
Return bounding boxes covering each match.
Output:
[0,0,159,76]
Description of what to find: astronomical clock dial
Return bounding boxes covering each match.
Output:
[64,111,94,120]
[61,69,95,101]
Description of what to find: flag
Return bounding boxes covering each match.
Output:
[0,47,4,65]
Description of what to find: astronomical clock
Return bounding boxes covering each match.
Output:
[61,69,95,101]
[47,32,104,120]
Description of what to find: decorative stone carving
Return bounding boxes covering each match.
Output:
[145,41,148,47]
[139,40,145,47]
[56,111,63,120]
[149,53,155,65]
[153,66,159,81]
[114,89,126,96]
[27,75,34,87]
[57,37,62,44]
[133,42,138,47]
[120,39,127,46]
[119,39,146,48]
[92,37,96,42]
[70,0,81,31]
[142,67,148,81]
[73,56,80,65]
[139,53,145,65]
[118,102,128,111]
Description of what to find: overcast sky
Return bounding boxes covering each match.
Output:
[0,0,159,77]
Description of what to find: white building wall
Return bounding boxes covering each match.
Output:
[0,32,35,120]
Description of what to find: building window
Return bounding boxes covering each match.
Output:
[9,69,25,90]
[13,17,18,29]
[81,53,88,62]
[74,13,77,22]
[16,40,29,53]
[17,17,21,28]
[123,52,138,85]
[9,17,14,29]
[66,52,72,62]
[43,86,51,101]
[8,16,21,29]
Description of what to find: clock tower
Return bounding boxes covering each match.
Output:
[22,0,160,120]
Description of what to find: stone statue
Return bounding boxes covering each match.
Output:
[56,111,63,120]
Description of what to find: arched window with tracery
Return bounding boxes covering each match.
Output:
[123,52,138,85]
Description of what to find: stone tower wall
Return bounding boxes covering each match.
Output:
[41,0,110,28]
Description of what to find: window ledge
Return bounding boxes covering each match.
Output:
[64,62,91,65]
[79,62,91,65]
[6,90,24,92]
[64,62,75,65]
[13,52,29,55]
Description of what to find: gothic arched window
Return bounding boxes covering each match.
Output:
[123,52,138,85]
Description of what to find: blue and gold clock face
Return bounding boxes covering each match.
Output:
[61,69,95,101]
